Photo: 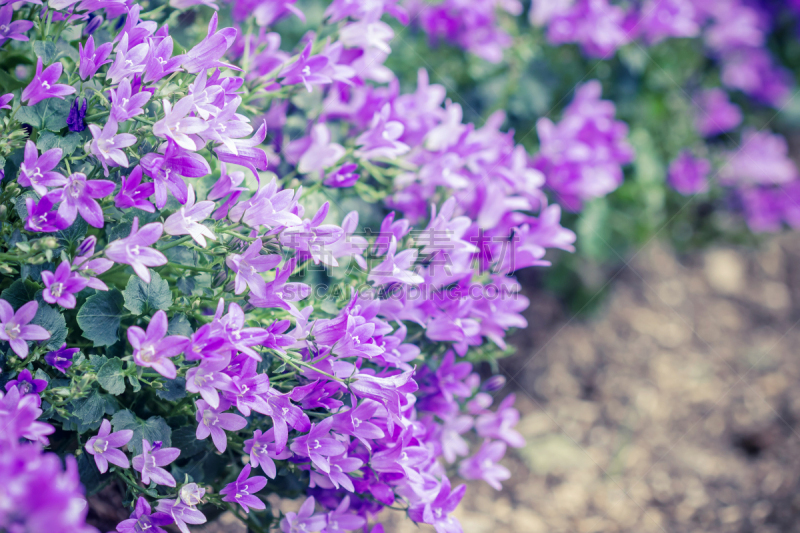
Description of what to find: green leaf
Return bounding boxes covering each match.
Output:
[171,426,207,458]
[123,271,172,315]
[77,451,102,496]
[167,313,193,337]
[14,191,38,220]
[32,41,57,64]
[155,377,186,401]
[111,410,172,456]
[54,39,80,63]
[55,216,88,247]
[32,302,67,350]
[77,290,124,347]
[15,97,72,132]
[0,279,39,310]
[73,389,105,423]
[128,375,142,393]
[97,358,126,395]
[37,131,82,157]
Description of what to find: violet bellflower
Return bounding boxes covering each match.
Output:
[143,36,186,84]
[55,172,116,228]
[458,439,511,490]
[115,165,156,213]
[67,97,88,132]
[185,356,232,408]
[0,384,55,444]
[667,151,711,195]
[181,13,239,74]
[194,398,247,453]
[244,428,291,478]
[279,496,326,533]
[20,57,76,106]
[73,236,114,291]
[407,476,466,532]
[106,33,149,84]
[155,484,208,533]
[25,192,68,233]
[41,259,90,309]
[288,417,346,474]
[116,497,174,533]
[5,369,47,395]
[132,440,181,487]
[44,343,79,374]
[78,34,113,80]
[88,119,137,176]
[693,88,742,137]
[104,217,168,283]
[17,140,67,196]
[128,310,189,379]
[0,5,33,46]
[0,299,50,359]
[322,496,366,532]
[297,123,345,176]
[140,138,212,209]
[0,92,13,109]
[163,185,217,247]
[220,464,267,513]
[279,42,332,92]
[225,238,282,298]
[84,419,133,474]
[152,95,208,151]
[110,77,152,122]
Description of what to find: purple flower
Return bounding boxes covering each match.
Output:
[225,238,282,298]
[667,151,710,196]
[143,36,185,84]
[231,177,301,229]
[475,394,525,448]
[289,417,346,474]
[220,464,267,513]
[41,259,90,309]
[298,124,345,175]
[355,104,409,160]
[0,299,50,359]
[331,400,385,450]
[368,236,423,286]
[25,192,68,233]
[106,34,149,84]
[244,428,290,478]
[104,217,168,283]
[310,453,363,493]
[0,5,33,46]
[721,48,792,107]
[54,172,115,228]
[279,42,332,93]
[280,496,326,533]
[84,419,133,474]
[0,92,13,110]
[140,139,211,209]
[152,95,207,151]
[546,0,632,58]
[195,398,247,453]
[73,237,114,290]
[323,163,359,188]
[279,201,344,267]
[116,497,174,533]
[132,440,181,487]
[181,13,238,74]
[67,97,88,132]
[78,35,113,80]
[88,119,137,176]
[408,476,466,532]
[638,0,700,44]
[115,166,156,213]
[44,343,79,374]
[694,88,742,137]
[155,484,207,533]
[5,369,47,395]
[21,57,76,106]
[185,356,232,408]
[720,129,799,186]
[110,78,152,122]
[322,496,366,532]
[17,140,67,196]
[128,310,189,379]
[163,185,216,247]
[0,385,54,444]
[458,440,511,490]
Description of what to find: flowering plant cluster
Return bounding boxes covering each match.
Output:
[0,1,588,532]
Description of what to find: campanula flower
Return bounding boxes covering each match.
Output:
[0,300,50,359]
[104,217,168,283]
[5,369,47,395]
[55,172,115,228]
[132,440,181,487]
[17,140,67,196]
[41,260,90,309]
[21,57,76,106]
[44,343,79,374]
[220,464,267,513]
[117,497,174,533]
[163,185,216,247]
[88,119,137,176]
[67,97,88,132]
[84,419,133,474]
[195,398,247,453]
[128,310,189,379]
[78,35,113,80]
[0,5,33,46]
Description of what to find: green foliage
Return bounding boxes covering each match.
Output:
[111,410,173,456]
[76,290,125,347]
[96,357,126,395]
[123,272,173,315]
[15,97,72,132]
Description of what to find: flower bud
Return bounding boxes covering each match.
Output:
[77,235,97,257]
[481,375,506,392]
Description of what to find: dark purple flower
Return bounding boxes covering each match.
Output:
[116,497,174,533]
[84,419,133,474]
[0,299,50,359]
[41,259,90,309]
[132,440,181,487]
[128,310,189,379]
[25,192,69,233]
[195,398,247,453]
[21,57,76,106]
[67,97,88,132]
[44,343,79,373]
[5,369,47,395]
[104,217,167,283]
[53,172,115,228]
[220,464,267,513]
[115,166,156,213]
[243,428,290,478]
[323,163,359,188]
[0,92,13,110]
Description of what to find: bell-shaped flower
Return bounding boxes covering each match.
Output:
[163,185,216,247]
[0,300,50,359]
[244,428,291,479]
[106,33,149,84]
[140,139,211,209]
[153,95,208,151]
[41,260,90,309]
[88,119,137,176]
[17,140,67,196]
[225,238,281,298]
[128,310,189,379]
[21,57,76,105]
[132,440,181,487]
[84,419,133,474]
[55,172,115,228]
[181,13,239,74]
[195,398,247,453]
[288,417,346,474]
[220,464,267,513]
[78,35,113,80]
[0,5,33,46]
[110,77,151,122]
[115,166,156,213]
[104,217,167,283]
